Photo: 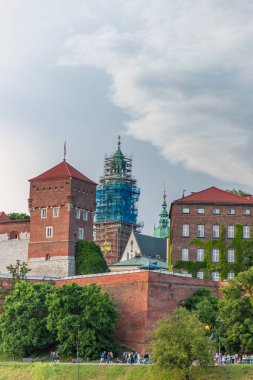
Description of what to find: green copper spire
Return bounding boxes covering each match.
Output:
[110,135,127,176]
[153,189,170,238]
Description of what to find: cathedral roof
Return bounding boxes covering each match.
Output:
[134,232,167,261]
[30,161,97,184]
[174,186,253,205]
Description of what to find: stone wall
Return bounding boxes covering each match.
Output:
[28,256,75,278]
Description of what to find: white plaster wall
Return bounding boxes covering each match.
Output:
[28,256,76,278]
[0,233,29,274]
[121,231,141,261]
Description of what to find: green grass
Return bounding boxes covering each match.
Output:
[0,363,253,380]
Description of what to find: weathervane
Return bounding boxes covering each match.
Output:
[63,141,66,162]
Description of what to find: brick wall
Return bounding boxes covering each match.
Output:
[55,270,220,353]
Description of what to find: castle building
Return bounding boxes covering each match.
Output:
[95,137,140,264]
[169,186,253,281]
[0,160,96,278]
[153,190,170,238]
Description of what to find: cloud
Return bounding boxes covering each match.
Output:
[57,0,253,187]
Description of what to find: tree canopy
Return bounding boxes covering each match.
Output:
[7,213,30,220]
[218,268,253,354]
[0,281,55,356]
[76,240,109,275]
[46,283,118,358]
[149,308,213,379]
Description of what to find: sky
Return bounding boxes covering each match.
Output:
[1,0,253,234]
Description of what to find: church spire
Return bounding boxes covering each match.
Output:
[153,190,170,238]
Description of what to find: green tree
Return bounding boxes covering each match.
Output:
[76,240,109,275]
[183,287,219,327]
[218,268,253,353]
[46,283,117,358]
[7,213,30,220]
[0,281,55,356]
[226,189,250,197]
[149,308,213,380]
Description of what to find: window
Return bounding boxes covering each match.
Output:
[76,208,81,219]
[197,208,205,214]
[243,209,251,215]
[78,228,84,240]
[182,208,190,214]
[181,248,189,261]
[213,225,220,238]
[53,207,59,218]
[227,225,235,239]
[243,226,250,239]
[197,248,204,262]
[197,225,205,238]
[45,254,50,261]
[197,270,204,279]
[46,226,53,238]
[227,272,234,279]
[83,210,88,221]
[227,249,235,263]
[228,209,235,215]
[182,224,189,237]
[213,208,220,215]
[41,208,47,218]
[212,249,219,262]
[9,231,18,240]
[212,271,219,281]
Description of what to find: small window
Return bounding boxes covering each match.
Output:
[9,231,18,240]
[46,227,53,238]
[197,208,205,214]
[212,271,219,281]
[227,272,234,279]
[212,249,219,262]
[41,208,47,218]
[243,226,250,239]
[197,225,205,238]
[243,209,251,215]
[228,209,235,215]
[182,208,190,214]
[213,208,220,215]
[181,248,189,261]
[213,225,220,238]
[53,207,59,218]
[227,225,235,239]
[78,228,84,240]
[182,224,189,237]
[76,208,81,219]
[197,248,204,262]
[227,249,235,263]
[83,210,88,221]
[197,270,204,279]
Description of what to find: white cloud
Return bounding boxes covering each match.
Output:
[58,0,253,187]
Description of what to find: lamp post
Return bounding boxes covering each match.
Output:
[77,324,80,380]
[216,319,224,356]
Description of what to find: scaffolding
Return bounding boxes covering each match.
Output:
[95,138,140,224]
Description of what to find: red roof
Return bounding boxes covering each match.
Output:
[30,161,97,184]
[174,186,253,204]
[0,212,10,223]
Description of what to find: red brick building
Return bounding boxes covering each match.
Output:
[169,187,253,280]
[27,160,97,277]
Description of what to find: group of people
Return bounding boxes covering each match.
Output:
[50,351,60,363]
[214,353,253,364]
[100,351,114,363]
[100,351,150,365]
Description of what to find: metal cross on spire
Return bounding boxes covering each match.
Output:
[118,135,121,150]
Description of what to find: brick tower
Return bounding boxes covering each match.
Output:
[95,137,140,264]
[28,160,96,277]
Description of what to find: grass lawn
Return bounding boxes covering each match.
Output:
[0,363,253,380]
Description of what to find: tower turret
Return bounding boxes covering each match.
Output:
[153,190,170,238]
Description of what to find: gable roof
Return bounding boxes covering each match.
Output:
[0,212,10,223]
[134,233,167,261]
[174,186,253,205]
[30,161,97,184]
